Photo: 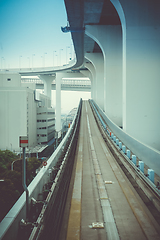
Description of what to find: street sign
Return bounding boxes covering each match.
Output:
[42,161,47,167]
[19,136,28,147]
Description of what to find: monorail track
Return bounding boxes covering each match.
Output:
[60,100,160,240]
[28,100,160,240]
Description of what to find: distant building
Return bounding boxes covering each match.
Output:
[36,92,55,144]
[0,72,55,151]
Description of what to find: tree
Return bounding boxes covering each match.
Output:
[0,179,20,221]
[0,150,42,222]
[27,157,41,184]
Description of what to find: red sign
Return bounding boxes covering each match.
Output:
[43,161,47,167]
[19,136,28,147]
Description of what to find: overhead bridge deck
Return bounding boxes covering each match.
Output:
[34,101,160,240]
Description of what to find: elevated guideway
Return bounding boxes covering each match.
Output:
[0,101,160,240]
[59,101,160,240]
[29,101,160,240]
[21,77,91,92]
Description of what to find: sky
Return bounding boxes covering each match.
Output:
[0,0,91,113]
[52,90,90,115]
[0,0,74,69]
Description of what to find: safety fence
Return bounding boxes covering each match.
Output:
[0,99,82,240]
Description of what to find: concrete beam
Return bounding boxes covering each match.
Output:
[85,25,122,127]
[85,53,104,110]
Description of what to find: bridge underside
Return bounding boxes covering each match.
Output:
[64,0,160,152]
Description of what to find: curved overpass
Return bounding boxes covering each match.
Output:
[64,0,160,152]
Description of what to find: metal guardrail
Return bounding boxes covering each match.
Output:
[0,99,82,240]
[90,99,160,208]
[28,99,82,240]
[90,100,160,177]
[21,78,91,87]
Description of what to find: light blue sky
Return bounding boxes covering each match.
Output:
[0,0,91,113]
[0,0,73,69]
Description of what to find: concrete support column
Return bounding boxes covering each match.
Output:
[84,61,95,99]
[55,72,63,138]
[111,0,160,150]
[39,74,55,107]
[86,25,122,127]
[85,53,104,110]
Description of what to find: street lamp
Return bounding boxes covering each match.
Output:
[27,57,30,69]
[70,43,73,59]
[59,49,63,66]
[56,55,58,66]
[19,55,22,69]
[1,57,3,70]
[32,54,35,69]
[1,57,5,70]
[66,46,70,64]
[41,56,43,67]
[44,52,47,68]
[53,51,56,66]
[11,159,21,171]
[3,58,6,69]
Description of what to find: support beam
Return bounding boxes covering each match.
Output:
[55,72,63,138]
[38,74,55,107]
[84,61,95,99]
[111,0,160,150]
[86,25,122,127]
[85,53,104,110]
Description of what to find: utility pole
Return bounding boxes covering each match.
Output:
[20,136,29,221]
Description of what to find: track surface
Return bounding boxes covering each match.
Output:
[59,101,160,240]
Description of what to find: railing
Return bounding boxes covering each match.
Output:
[21,78,91,88]
[90,99,160,177]
[0,99,82,240]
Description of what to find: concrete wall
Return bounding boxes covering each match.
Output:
[0,88,27,151]
[85,25,122,127]
[0,73,37,151]
[92,100,160,177]
[27,90,37,147]
[110,0,160,150]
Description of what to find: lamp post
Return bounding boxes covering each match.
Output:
[56,55,58,66]
[3,57,6,69]
[66,46,70,64]
[32,54,35,69]
[1,57,3,70]
[70,43,73,59]
[19,55,22,69]
[41,56,43,67]
[27,57,30,69]
[53,51,56,66]
[44,52,47,68]
[11,158,21,171]
[59,49,63,66]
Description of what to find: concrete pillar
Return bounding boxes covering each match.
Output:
[86,25,122,127]
[84,61,95,99]
[111,0,160,150]
[38,74,55,107]
[85,53,104,110]
[55,72,63,138]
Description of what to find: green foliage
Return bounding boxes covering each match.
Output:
[27,157,41,183]
[0,178,20,221]
[0,150,41,222]
[0,150,17,175]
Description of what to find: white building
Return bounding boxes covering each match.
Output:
[0,72,55,151]
[36,92,55,144]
